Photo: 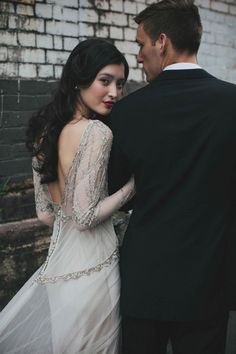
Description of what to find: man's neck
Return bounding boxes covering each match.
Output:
[162,53,198,71]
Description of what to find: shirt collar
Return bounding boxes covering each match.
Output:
[163,63,202,71]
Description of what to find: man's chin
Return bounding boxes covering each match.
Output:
[144,72,153,83]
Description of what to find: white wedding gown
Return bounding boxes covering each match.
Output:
[0,120,134,354]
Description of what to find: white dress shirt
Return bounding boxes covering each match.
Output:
[163,63,201,71]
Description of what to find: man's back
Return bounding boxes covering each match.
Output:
[108,69,236,321]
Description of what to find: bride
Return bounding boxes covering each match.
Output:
[0,39,134,354]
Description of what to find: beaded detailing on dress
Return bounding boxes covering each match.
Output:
[35,248,119,284]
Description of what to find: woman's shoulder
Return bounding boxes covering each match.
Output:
[90,119,113,140]
[59,119,112,153]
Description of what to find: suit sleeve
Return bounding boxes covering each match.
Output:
[108,106,134,211]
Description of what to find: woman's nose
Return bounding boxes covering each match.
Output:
[108,84,118,98]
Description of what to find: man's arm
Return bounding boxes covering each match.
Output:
[108,114,134,211]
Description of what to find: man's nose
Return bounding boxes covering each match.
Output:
[137,51,143,64]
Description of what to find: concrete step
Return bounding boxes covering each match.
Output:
[0,217,51,309]
[0,187,36,224]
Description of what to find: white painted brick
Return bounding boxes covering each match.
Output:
[79,0,93,8]
[18,32,36,47]
[0,30,17,46]
[202,32,215,44]
[19,64,37,78]
[38,64,54,78]
[37,34,53,49]
[95,24,109,38]
[196,0,210,8]
[35,4,53,19]
[215,32,234,46]
[125,54,137,68]
[124,28,136,41]
[9,16,45,33]
[53,6,78,23]
[212,22,228,34]
[110,26,123,40]
[21,48,45,63]
[0,46,8,61]
[128,68,143,81]
[79,22,94,36]
[95,0,109,10]
[202,20,212,32]
[79,9,99,23]
[16,4,34,16]
[55,65,63,79]
[115,40,139,55]
[0,63,18,77]
[214,12,226,23]
[47,0,78,8]
[54,36,63,50]
[137,3,147,13]
[124,1,137,15]
[8,47,21,62]
[46,20,79,36]
[64,37,79,50]
[136,0,146,3]
[7,15,18,30]
[211,1,229,13]
[100,12,127,26]
[226,14,236,26]
[229,5,236,14]
[128,14,138,29]
[47,50,70,64]
[79,37,87,42]
[0,14,8,28]
[110,0,123,12]
[0,2,15,13]
[199,8,207,20]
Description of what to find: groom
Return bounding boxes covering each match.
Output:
[108,0,236,353]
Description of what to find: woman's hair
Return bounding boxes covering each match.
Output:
[134,0,202,55]
[26,38,129,184]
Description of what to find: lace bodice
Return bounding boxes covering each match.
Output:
[33,120,135,230]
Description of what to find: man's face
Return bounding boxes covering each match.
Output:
[136,23,162,82]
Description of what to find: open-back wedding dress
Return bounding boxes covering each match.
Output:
[0,120,134,354]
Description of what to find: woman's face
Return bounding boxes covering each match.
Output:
[79,63,126,116]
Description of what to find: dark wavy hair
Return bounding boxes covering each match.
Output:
[135,0,202,54]
[26,39,129,184]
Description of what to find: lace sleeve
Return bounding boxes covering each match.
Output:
[72,121,135,230]
[32,161,55,226]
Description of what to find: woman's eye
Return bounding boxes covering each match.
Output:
[117,81,125,89]
[117,83,123,89]
[100,78,110,85]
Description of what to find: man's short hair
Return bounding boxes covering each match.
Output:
[134,0,202,54]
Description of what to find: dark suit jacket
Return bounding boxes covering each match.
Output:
[108,69,236,321]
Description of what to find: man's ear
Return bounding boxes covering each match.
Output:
[158,33,168,55]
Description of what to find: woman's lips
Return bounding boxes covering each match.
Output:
[103,101,114,109]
